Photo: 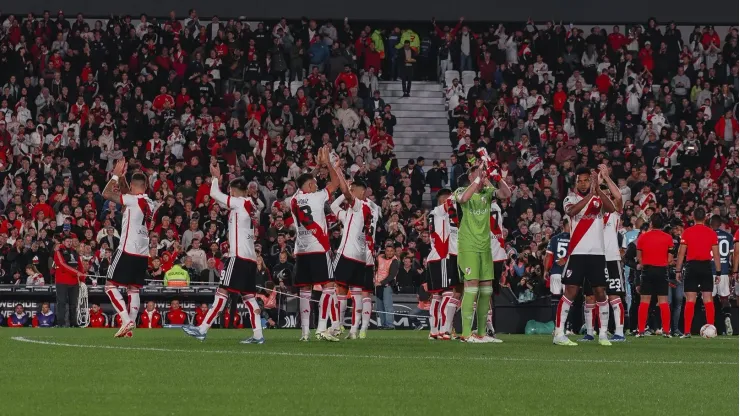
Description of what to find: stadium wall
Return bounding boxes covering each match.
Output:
[5,0,738,25]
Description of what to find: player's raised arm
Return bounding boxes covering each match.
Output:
[495,177,512,199]
[323,146,340,194]
[598,164,622,211]
[458,163,483,204]
[594,172,616,213]
[330,194,347,220]
[208,163,230,207]
[102,159,127,203]
[333,158,353,203]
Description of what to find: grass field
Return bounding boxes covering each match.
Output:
[0,328,737,416]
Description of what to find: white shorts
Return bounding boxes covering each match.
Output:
[550,274,563,296]
[713,275,730,297]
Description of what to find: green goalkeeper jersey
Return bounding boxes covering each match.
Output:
[454,185,496,253]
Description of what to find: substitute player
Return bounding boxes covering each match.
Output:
[290,146,340,342]
[675,208,722,338]
[182,163,264,344]
[553,167,617,346]
[454,162,511,343]
[330,172,372,339]
[102,159,160,338]
[426,189,460,340]
[710,215,734,335]
[544,219,570,326]
[598,165,628,342]
[635,214,674,337]
[487,200,508,341]
[351,197,381,340]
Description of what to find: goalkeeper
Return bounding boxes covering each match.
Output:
[453,159,511,342]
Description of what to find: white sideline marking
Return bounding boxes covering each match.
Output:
[10,337,738,366]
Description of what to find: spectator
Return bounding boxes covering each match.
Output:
[199,257,221,284]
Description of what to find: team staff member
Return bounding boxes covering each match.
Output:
[635,215,674,338]
[54,236,86,327]
[674,208,722,338]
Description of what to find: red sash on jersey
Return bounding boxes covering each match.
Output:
[137,198,153,229]
[666,142,681,158]
[490,212,505,248]
[430,210,449,259]
[290,197,330,251]
[361,203,375,254]
[639,192,654,212]
[567,196,602,255]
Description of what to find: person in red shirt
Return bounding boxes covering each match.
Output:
[675,208,722,337]
[139,301,163,328]
[334,64,358,94]
[635,214,674,337]
[152,86,175,112]
[194,303,209,326]
[223,309,244,329]
[166,300,188,325]
[54,236,86,327]
[88,304,108,328]
[607,25,627,51]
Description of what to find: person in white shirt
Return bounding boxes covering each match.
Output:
[101,159,161,339]
[289,146,340,341]
[182,163,265,344]
[553,167,617,346]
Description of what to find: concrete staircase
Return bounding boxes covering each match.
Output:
[377,81,450,206]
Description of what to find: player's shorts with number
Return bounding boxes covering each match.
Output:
[713,275,730,297]
[457,250,493,281]
[220,256,258,294]
[107,249,148,288]
[294,252,334,286]
[605,260,625,295]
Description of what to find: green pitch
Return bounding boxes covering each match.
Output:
[0,328,736,416]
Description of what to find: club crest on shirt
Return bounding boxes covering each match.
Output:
[593,200,600,208]
[465,267,471,275]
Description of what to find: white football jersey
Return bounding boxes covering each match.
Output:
[120,193,160,256]
[210,179,257,261]
[490,202,507,262]
[427,204,451,262]
[448,201,459,256]
[603,211,621,262]
[290,189,330,254]
[365,200,380,266]
[563,192,605,255]
[331,195,372,263]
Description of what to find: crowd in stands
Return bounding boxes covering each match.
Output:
[0,11,737,326]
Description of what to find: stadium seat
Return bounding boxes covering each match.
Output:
[461,71,477,87]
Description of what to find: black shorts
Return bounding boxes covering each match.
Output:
[493,261,504,295]
[334,256,369,289]
[684,260,713,293]
[606,260,625,295]
[427,255,459,293]
[293,252,333,287]
[562,254,607,288]
[107,250,148,288]
[220,257,258,294]
[640,265,669,296]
